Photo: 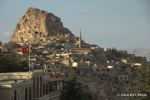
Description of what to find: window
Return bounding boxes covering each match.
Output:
[124,76,127,80]
[37,77,39,97]
[29,87,32,100]
[25,87,28,100]
[33,77,35,97]
[14,90,17,100]
[40,76,42,97]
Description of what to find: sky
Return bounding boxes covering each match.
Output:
[0,0,150,49]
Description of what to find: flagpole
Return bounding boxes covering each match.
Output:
[28,44,31,72]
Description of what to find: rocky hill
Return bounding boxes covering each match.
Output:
[10,7,73,43]
[5,7,150,100]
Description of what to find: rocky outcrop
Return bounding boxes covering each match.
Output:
[10,7,72,43]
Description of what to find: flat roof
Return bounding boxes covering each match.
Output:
[0,80,24,85]
[0,79,32,88]
[0,70,44,75]
[0,70,47,81]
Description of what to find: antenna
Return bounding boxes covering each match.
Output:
[80,29,81,38]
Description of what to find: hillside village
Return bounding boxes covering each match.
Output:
[0,8,150,100]
[1,31,146,78]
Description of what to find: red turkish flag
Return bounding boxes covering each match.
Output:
[22,47,29,55]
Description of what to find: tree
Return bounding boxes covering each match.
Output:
[129,64,150,100]
[0,53,28,72]
[61,78,94,100]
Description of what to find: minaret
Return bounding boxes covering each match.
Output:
[79,30,82,48]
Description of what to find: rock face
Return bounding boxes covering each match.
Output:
[10,7,72,43]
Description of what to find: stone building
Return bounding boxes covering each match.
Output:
[73,48,91,55]
[0,79,32,100]
[0,70,50,100]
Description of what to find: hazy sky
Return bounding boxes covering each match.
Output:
[0,0,150,49]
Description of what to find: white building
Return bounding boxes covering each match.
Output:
[0,70,50,100]
[134,63,142,66]
[0,79,32,100]
[107,65,113,69]
[121,59,128,64]
[72,62,78,68]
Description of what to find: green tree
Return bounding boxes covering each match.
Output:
[61,78,94,100]
[129,65,150,100]
[0,53,28,72]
